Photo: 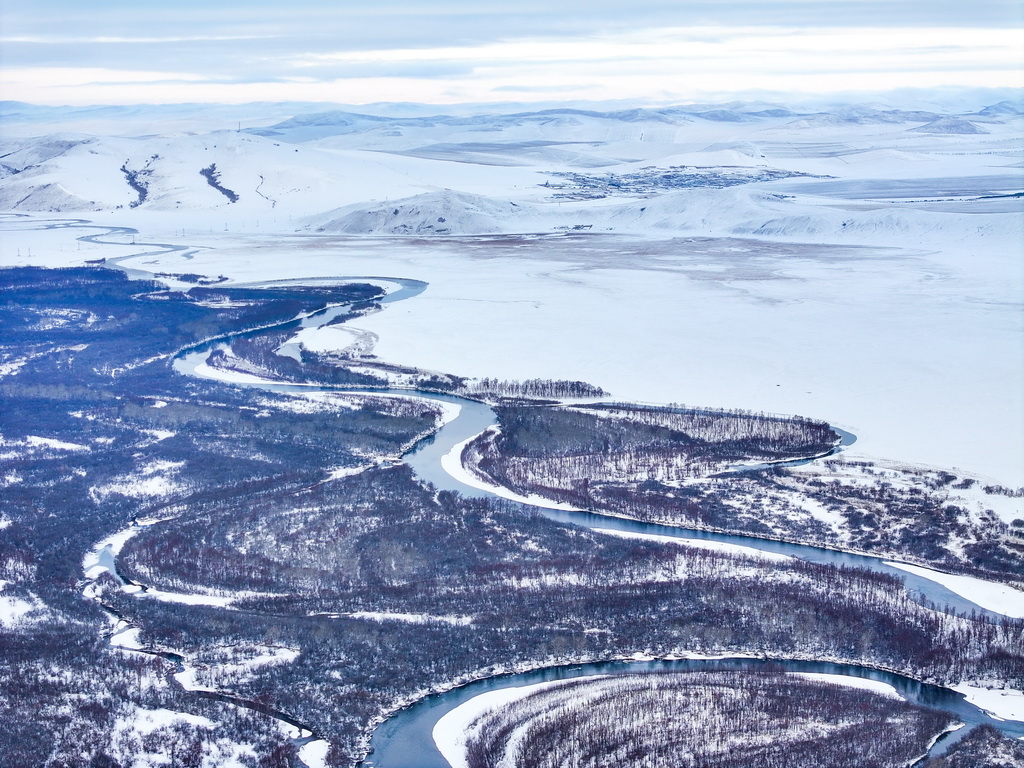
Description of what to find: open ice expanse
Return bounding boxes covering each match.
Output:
[9,221,1021,490]
[2,98,1022,490]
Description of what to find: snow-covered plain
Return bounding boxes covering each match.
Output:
[4,101,1018,488]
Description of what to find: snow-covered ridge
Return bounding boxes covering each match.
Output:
[313,190,530,236]
[2,98,1019,247]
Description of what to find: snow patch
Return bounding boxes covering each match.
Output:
[884,561,1024,619]
[92,474,179,500]
[142,429,176,443]
[0,591,47,628]
[0,434,90,458]
[137,586,239,607]
[193,361,310,386]
[83,527,143,579]
[314,190,532,236]
[591,527,793,562]
[298,740,331,768]
[119,707,215,736]
[109,623,145,650]
[952,684,1024,722]
[326,465,368,481]
[174,646,300,693]
[790,672,903,700]
[441,431,584,511]
[434,679,578,768]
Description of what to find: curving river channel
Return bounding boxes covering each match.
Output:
[18,214,1019,767]
[364,657,1024,767]
[169,282,1024,766]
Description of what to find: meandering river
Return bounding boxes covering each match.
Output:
[171,277,1024,766]
[363,656,1024,767]
[32,215,1020,768]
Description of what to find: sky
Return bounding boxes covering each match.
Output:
[1,1,1023,106]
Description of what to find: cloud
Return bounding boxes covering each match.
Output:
[6,1,1022,48]
[493,84,596,93]
[1,2,1021,105]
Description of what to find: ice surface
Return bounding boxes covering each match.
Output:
[884,561,1024,619]
[952,684,1024,721]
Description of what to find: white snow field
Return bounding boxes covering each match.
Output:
[952,683,1024,722]
[433,679,573,768]
[2,99,1022,491]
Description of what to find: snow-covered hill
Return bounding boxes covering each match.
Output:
[311,190,533,235]
[0,99,1020,244]
[909,117,987,134]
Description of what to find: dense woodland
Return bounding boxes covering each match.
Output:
[0,267,439,765]
[1,266,1022,767]
[464,670,952,768]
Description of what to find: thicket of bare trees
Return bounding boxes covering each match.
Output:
[465,403,1022,583]
[465,671,952,768]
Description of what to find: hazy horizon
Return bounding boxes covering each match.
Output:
[2,1,1021,107]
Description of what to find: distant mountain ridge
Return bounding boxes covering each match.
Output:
[1,98,1020,246]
